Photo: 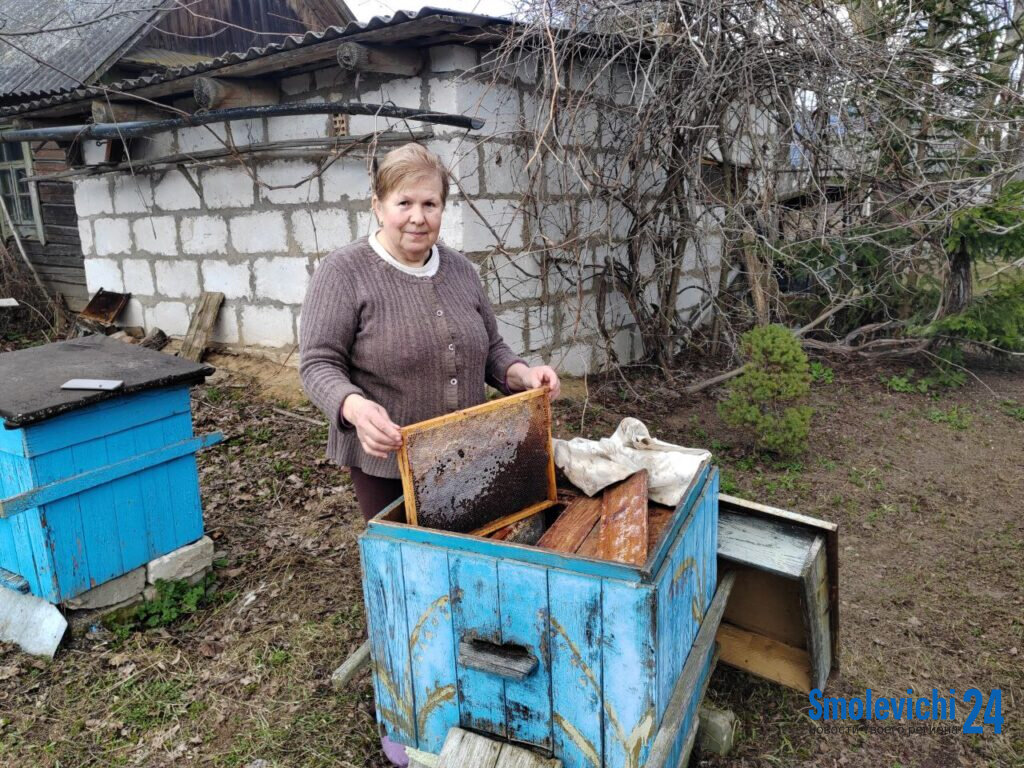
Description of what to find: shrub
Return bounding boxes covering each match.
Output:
[718,325,813,457]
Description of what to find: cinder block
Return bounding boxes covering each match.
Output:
[354,211,375,239]
[457,81,522,138]
[202,166,255,209]
[554,343,593,377]
[486,251,541,304]
[360,77,422,111]
[257,160,320,204]
[527,306,557,352]
[112,175,154,214]
[315,67,344,91]
[348,114,402,135]
[133,216,178,256]
[65,594,143,636]
[133,130,176,161]
[147,536,214,584]
[462,200,524,252]
[291,209,352,253]
[65,567,145,610]
[698,706,737,756]
[147,301,190,336]
[482,145,527,195]
[437,203,462,251]
[122,259,155,295]
[83,257,123,293]
[280,72,312,95]
[73,177,112,216]
[426,77,459,116]
[77,219,93,256]
[429,137,480,196]
[181,215,228,255]
[254,256,309,304]
[120,298,145,327]
[211,305,240,344]
[494,309,526,356]
[201,260,251,300]
[154,260,200,299]
[178,123,228,153]
[429,45,478,73]
[226,118,265,146]
[267,113,329,142]
[241,304,295,347]
[154,169,201,211]
[322,160,370,202]
[92,217,131,256]
[230,211,287,254]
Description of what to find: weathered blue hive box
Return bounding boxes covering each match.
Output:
[0,336,218,603]
[361,464,719,768]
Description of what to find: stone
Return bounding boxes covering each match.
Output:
[254,257,309,303]
[321,160,371,202]
[154,169,201,210]
[133,216,178,256]
[241,304,295,347]
[112,175,154,214]
[77,219,93,255]
[66,594,143,636]
[73,177,112,216]
[202,167,255,209]
[83,257,124,293]
[181,215,228,255]
[154,260,200,298]
[201,260,251,300]
[230,211,287,253]
[92,218,132,256]
[142,567,209,601]
[290,209,351,253]
[64,567,145,610]
[429,45,478,73]
[0,587,67,658]
[698,706,737,757]
[147,536,214,585]
[122,259,155,295]
[257,160,320,205]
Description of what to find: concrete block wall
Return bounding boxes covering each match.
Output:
[76,43,723,374]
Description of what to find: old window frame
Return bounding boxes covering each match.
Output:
[0,134,45,244]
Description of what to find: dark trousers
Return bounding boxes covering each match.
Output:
[350,466,404,522]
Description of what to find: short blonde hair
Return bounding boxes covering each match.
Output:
[372,143,449,207]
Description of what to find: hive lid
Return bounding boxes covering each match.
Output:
[398,388,557,536]
[0,335,214,429]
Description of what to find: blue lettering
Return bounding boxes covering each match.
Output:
[916,698,930,719]
[809,689,823,720]
[849,697,864,720]
[825,697,847,719]
[931,689,946,720]
[866,688,873,720]
[875,698,889,720]
[949,690,956,720]
[893,697,907,719]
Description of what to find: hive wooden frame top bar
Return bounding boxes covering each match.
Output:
[397,388,557,536]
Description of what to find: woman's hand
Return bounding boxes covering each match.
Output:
[506,362,561,401]
[342,394,403,458]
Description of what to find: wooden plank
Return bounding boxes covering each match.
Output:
[645,573,734,768]
[458,638,537,680]
[549,570,604,768]
[437,727,502,768]
[599,470,648,566]
[361,536,416,744]
[719,493,840,675]
[722,567,805,649]
[601,579,657,768]
[574,516,602,559]
[494,742,562,767]
[537,495,601,553]
[470,500,557,538]
[179,291,224,363]
[402,543,459,753]
[717,508,816,579]
[330,640,370,689]
[448,552,506,739]
[800,536,831,691]
[716,622,812,693]
[497,560,551,749]
[643,462,711,578]
[647,503,674,552]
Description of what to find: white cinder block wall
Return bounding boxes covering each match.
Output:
[76,43,723,373]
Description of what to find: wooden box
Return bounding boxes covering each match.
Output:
[0,337,218,603]
[360,464,720,768]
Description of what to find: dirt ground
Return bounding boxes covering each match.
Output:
[0,349,1021,768]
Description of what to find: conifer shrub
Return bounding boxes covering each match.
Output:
[718,325,813,457]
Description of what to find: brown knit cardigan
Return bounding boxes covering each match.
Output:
[299,237,525,478]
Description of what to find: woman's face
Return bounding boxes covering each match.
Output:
[372,174,445,266]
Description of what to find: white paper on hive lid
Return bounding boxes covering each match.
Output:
[553,417,711,506]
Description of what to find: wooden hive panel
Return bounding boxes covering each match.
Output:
[398,389,556,535]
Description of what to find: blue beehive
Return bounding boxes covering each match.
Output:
[361,464,719,768]
[0,336,220,603]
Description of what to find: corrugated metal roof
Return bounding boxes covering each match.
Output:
[0,7,511,117]
[0,0,172,98]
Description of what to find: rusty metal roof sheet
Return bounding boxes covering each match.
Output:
[0,0,173,99]
[0,7,512,117]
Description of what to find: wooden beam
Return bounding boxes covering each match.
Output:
[716,622,812,693]
[330,640,370,689]
[179,291,224,362]
[536,494,601,552]
[598,470,649,566]
[337,42,424,75]
[90,100,170,124]
[193,77,281,110]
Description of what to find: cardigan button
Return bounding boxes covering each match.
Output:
[436,310,444,317]
[450,378,458,385]
[448,343,454,351]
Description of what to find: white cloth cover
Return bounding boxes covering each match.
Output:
[553,417,711,506]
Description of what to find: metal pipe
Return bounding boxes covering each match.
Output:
[0,101,484,142]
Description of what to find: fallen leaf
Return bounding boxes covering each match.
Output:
[0,665,21,681]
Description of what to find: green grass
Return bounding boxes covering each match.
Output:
[927,405,972,430]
